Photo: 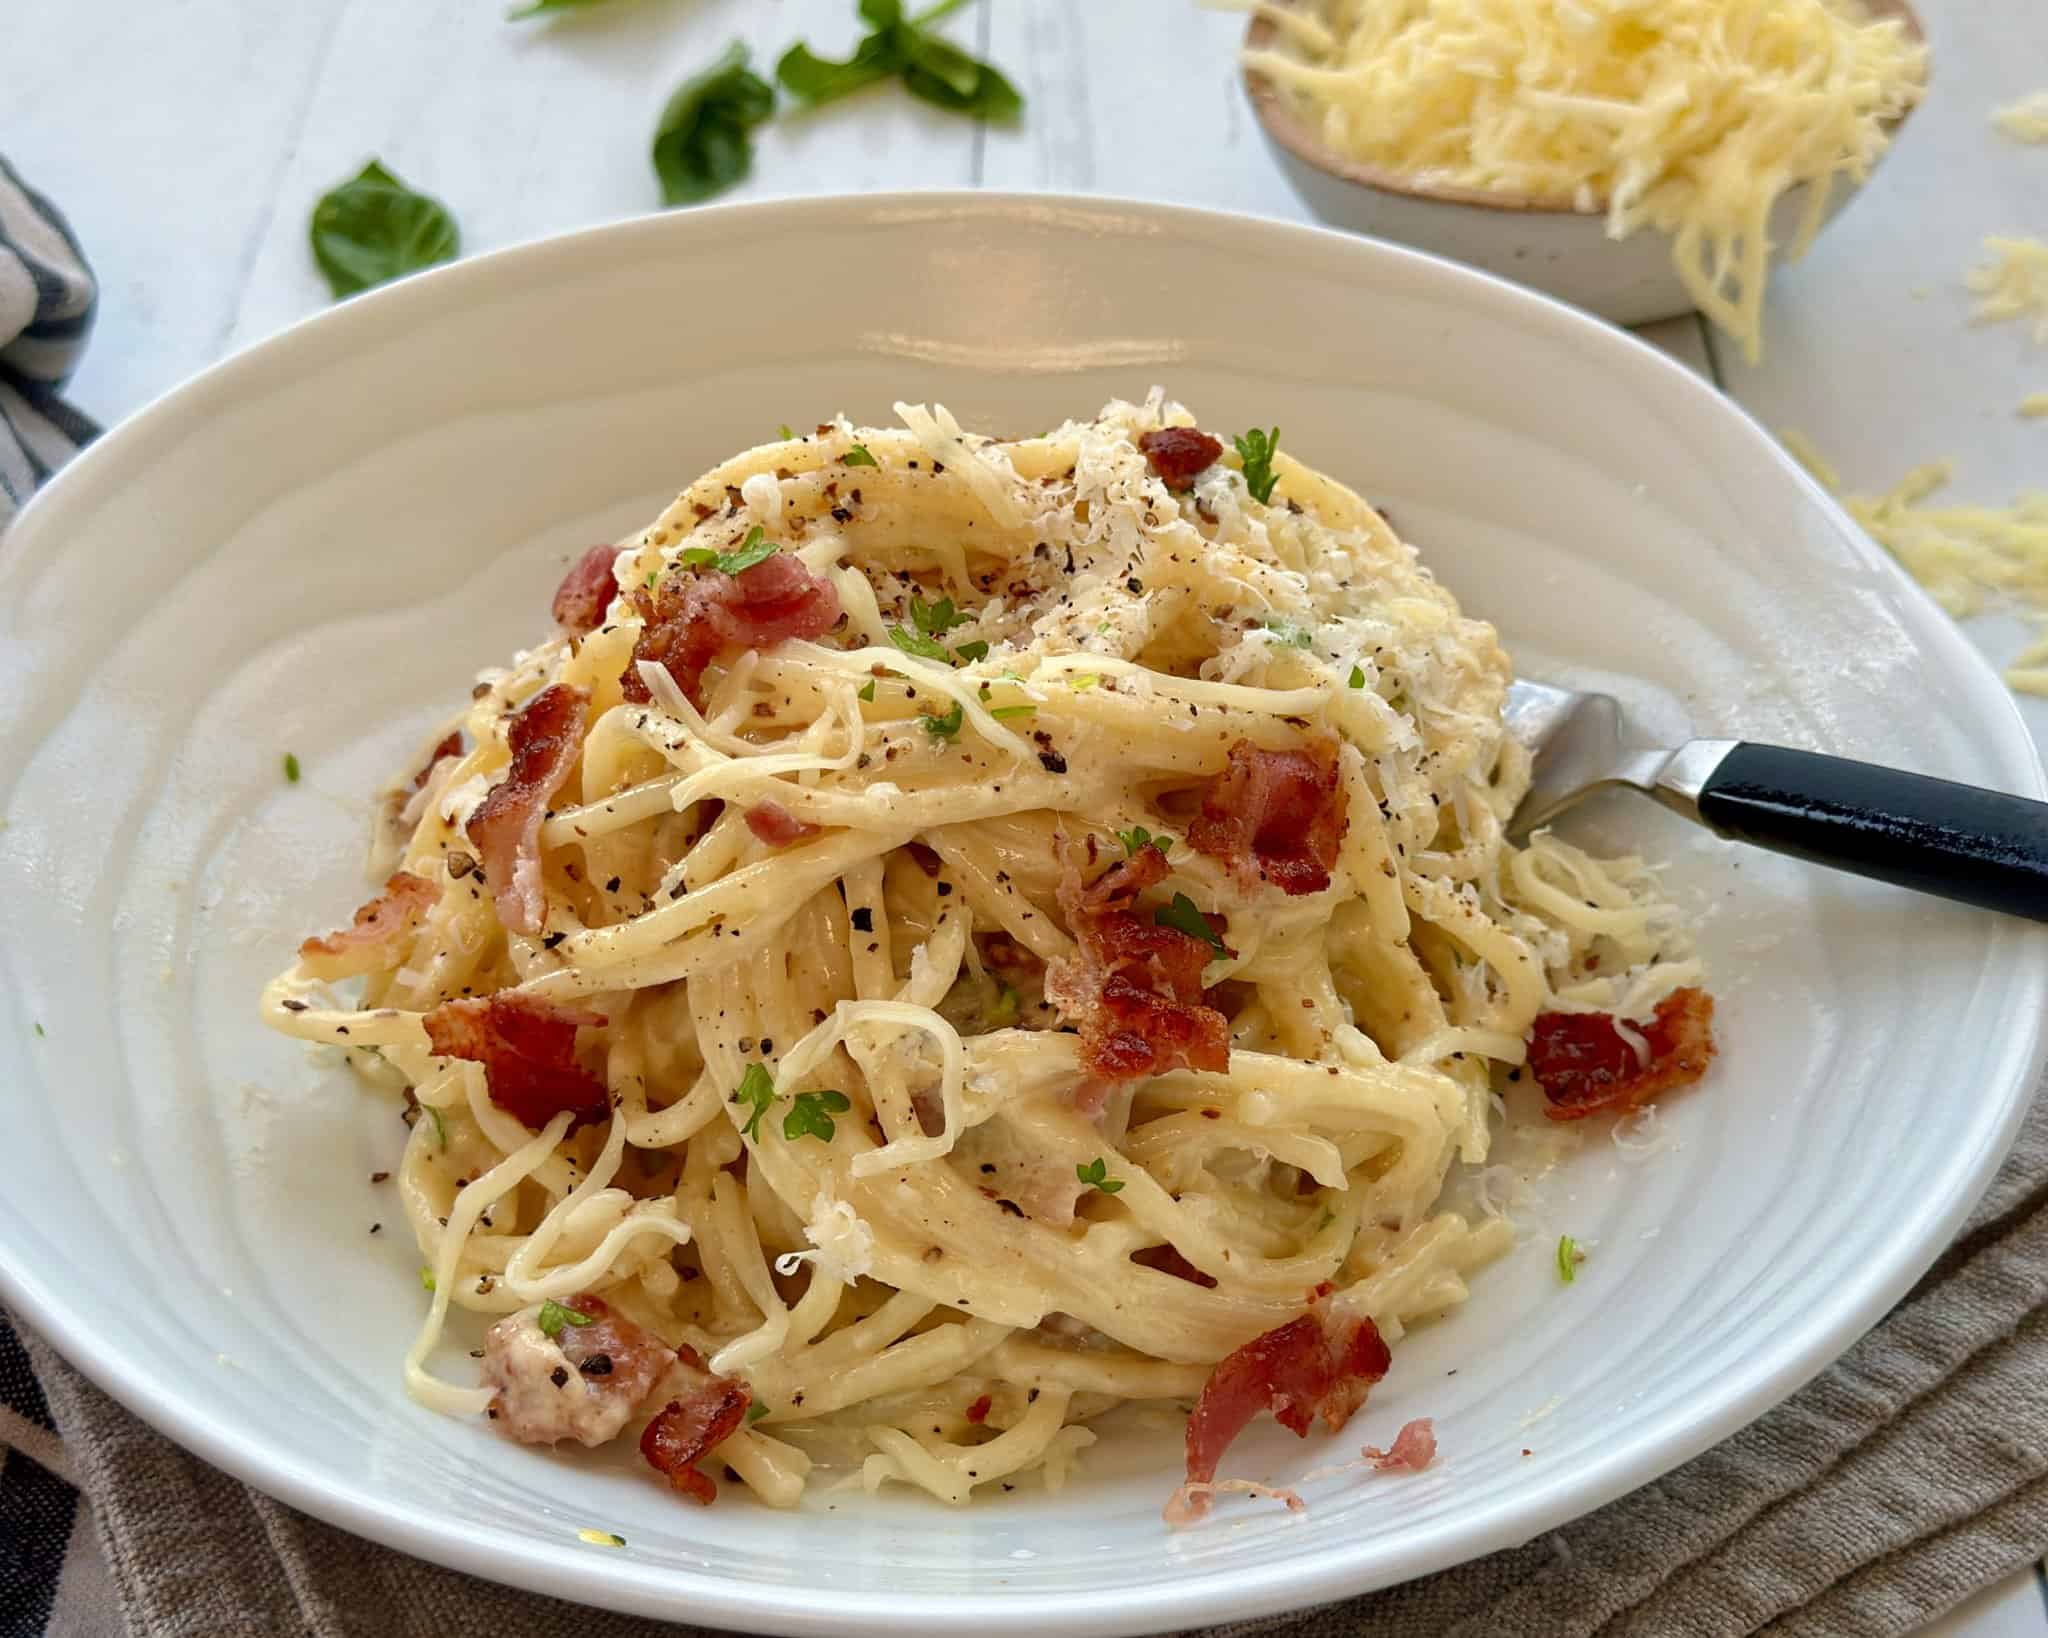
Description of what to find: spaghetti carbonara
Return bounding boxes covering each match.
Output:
[262,395,1711,1520]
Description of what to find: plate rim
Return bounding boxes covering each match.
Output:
[6,188,2046,1636]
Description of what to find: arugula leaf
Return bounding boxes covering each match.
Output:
[1233,426,1282,505]
[681,525,779,576]
[988,703,1036,719]
[1075,1156,1124,1194]
[783,1089,852,1142]
[951,639,989,664]
[1154,892,1227,957]
[652,41,777,207]
[1557,1234,1582,1285]
[1349,664,1367,688]
[842,443,879,467]
[1116,824,1172,858]
[858,678,877,702]
[283,752,301,784]
[777,0,1021,122]
[733,1061,776,1140]
[310,160,459,300]
[888,624,950,662]
[921,700,965,739]
[537,1299,596,1337]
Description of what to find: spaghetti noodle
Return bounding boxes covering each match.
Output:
[261,395,1709,1518]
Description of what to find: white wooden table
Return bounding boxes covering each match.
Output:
[11,1,2047,1630]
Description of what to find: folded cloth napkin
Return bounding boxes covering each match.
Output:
[4,153,2047,1638]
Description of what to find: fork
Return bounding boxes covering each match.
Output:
[1504,679,2048,921]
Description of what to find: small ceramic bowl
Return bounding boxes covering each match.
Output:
[1244,0,1924,328]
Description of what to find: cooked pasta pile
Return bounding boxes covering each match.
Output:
[261,395,1705,1515]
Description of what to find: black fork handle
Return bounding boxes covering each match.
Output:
[1694,743,2048,922]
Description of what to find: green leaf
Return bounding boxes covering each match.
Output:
[1068,673,1099,691]
[32,1022,44,1039]
[987,983,1019,1027]
[902,32,1023,119]
[419,1266,437,1292]
[921,700,965,740]
[652,41,776,207]
[777,0,1021,121]
[733,1061,776,1140]
[1349,664,1367,688]
[537,1299,596,1337]
[310,160,460,301]
[1233,426,1282,505]
[951,639,989,664]
[911,594,968,637]
[283,752,301,784]
[988,703,1036,719]
[1557,1234,1581,1285]
[784,1089,852,1142]
[1116,824,1171,858]
[507,0,619,18]
[1075,1156,1124,1194]
[1154,892,1227,957]
[842,443,879,467]
[777,31,905,106]
[779,424,795,440]
[746,1401,771,1424]
[888,624,950,662]
[426,1105,448,1149]
[577,1529,627,1548]
[858,679,877,702]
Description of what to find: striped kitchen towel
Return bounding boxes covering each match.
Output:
[0,155,97,530]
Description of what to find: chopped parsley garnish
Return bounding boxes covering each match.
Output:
[537,1299,596,1338]
[681,525,778,576]
[733,1062,776,1139]
[1234,426,1281,505]
[911,593,969,637]
[1349,664,1367,688]
[576,1528,627,1548]
[779,424,795,440]
[843,443,878,467]
[1557,1234,1582,1284]
[1116,824,1171,858]
[988,703,1036,719]
[651,41,777,206]
[1076,1157,1124,1194]
[987,984,1020,1027]
[888,624,950,662]
[858,678,877,702]
[1256,617,1313,649]
[951,639,989,664]
[419,1267,437,1292]
[921,700,965,739]
[1154,891,1227,957]
[783,1089,851,1142]
[283,751,302,784]
[746,1402,772,1424]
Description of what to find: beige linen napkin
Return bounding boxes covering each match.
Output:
[12,1082,2046,1638]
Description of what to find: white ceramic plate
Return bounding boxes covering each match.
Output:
[3,194,2043,1637]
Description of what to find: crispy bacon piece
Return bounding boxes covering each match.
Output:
[1360,1417,1436,1473]
[551,544,620,635]
[1139,426,1223,491]
[965,1393,993,1425]
[1134,1243,1220,1290]
[1189,737,1349,897]
[621,554,840,710]
[482,1293,674,1448]
[298,872,438,980]
[1174,1307,1392,1521]
[423,992,609,1130]
[411,730,465,793]
[639,1344,752,1505]
[1529,988,1717,1121]
[466,683,588,938]
[743,799,820,848]
[1044,842,1230,1100]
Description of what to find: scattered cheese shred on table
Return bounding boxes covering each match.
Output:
[1968,238,2048,343]
[1993,92,2048,143]
[1783,430,2048,693]
[1243,0,1927,363]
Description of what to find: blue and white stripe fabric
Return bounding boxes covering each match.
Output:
[0,155,97,530]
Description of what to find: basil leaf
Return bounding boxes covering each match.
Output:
[902,33,1022,119]
[777,31,904,106]
[309,160,459,300]
[653,41,777,207]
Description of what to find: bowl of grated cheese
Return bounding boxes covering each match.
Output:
[1243,0,1927,359]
